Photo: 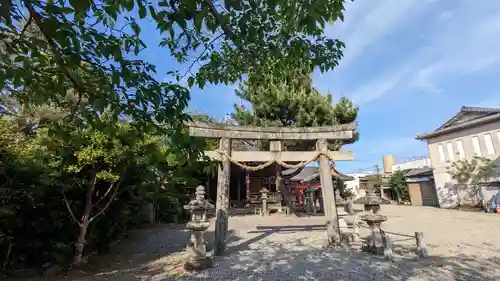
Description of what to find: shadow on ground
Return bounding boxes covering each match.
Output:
[37,221,500,281]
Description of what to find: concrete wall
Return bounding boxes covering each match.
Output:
[425,120,500,207]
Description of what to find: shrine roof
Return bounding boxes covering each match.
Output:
[284,167,354,182]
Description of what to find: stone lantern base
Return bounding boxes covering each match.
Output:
[360,214,387,256]
[184,256,213,271]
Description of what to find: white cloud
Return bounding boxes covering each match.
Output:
[331,0,430,70]
[346,2,500,105]
[349,55,424,104]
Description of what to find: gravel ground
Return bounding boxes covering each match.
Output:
[24,205,500,281]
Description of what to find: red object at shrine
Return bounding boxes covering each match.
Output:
[295,182,315,208]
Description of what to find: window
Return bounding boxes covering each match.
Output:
[456,140,465,159]
[472,136,482,156]
[484,133,495,155]
[437,144,446,162]
[498,131,500,149]
[446,142,454,161]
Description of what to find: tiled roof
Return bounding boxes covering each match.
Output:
[284,167,318,181]
[283,166,354,182]
[416,106,500,140]
[405,167,433,177]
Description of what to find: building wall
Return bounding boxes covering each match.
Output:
[392,158,432,171]
[408,179,439,206]
[425,120,500,207]
[345,173,373,199]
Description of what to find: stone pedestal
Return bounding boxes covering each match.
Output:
[361,214,387,255]
[305,187,316,214]
[260,187,269,216]
[415,232,429,258]
[318,197,324,213]
[184,186,214,271]
[343,215,359,243]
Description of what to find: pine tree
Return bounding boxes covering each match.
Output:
[232,70,359,150]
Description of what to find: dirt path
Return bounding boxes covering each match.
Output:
[8,205,500,281]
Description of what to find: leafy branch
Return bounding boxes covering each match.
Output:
[447,156,497,206]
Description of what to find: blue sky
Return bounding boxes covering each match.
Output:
[138,0,500,173]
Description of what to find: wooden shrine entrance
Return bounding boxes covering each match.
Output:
[188,122,356,256]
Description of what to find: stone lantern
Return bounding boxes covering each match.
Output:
[359,183,388,255]
[183,185,213,271]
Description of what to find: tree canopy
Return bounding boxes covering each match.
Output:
[2,0,350,133]
[388,170,409,203]
[232,69,358,150]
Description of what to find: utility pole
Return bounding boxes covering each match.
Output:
[374,164,382,198]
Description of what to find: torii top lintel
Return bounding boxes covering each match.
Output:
[188,121,357,140]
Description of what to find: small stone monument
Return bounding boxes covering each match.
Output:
[260,187,269,216]
[275,189,283,213]
[183,185,213,271]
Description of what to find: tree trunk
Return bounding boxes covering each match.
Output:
[71,171,96,267]
[72,221,89,266]
[394,187,402,204]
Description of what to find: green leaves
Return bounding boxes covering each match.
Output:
[2,0,190,139]
[152,0,348,88]
[124,0,135,11]
[224,0,242,11]
[231,63,358,150]
[447,156,497,185]
[69,0,91,13]
[388,170,409,202]
[2,0,350,158]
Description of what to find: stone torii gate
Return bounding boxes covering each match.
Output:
[188,122,356,256]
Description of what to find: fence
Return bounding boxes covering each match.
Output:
[357,222,428,260]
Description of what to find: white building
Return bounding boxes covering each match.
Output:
[345,172,374,199]
[391,156,432,172]
[416,106,500,208]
